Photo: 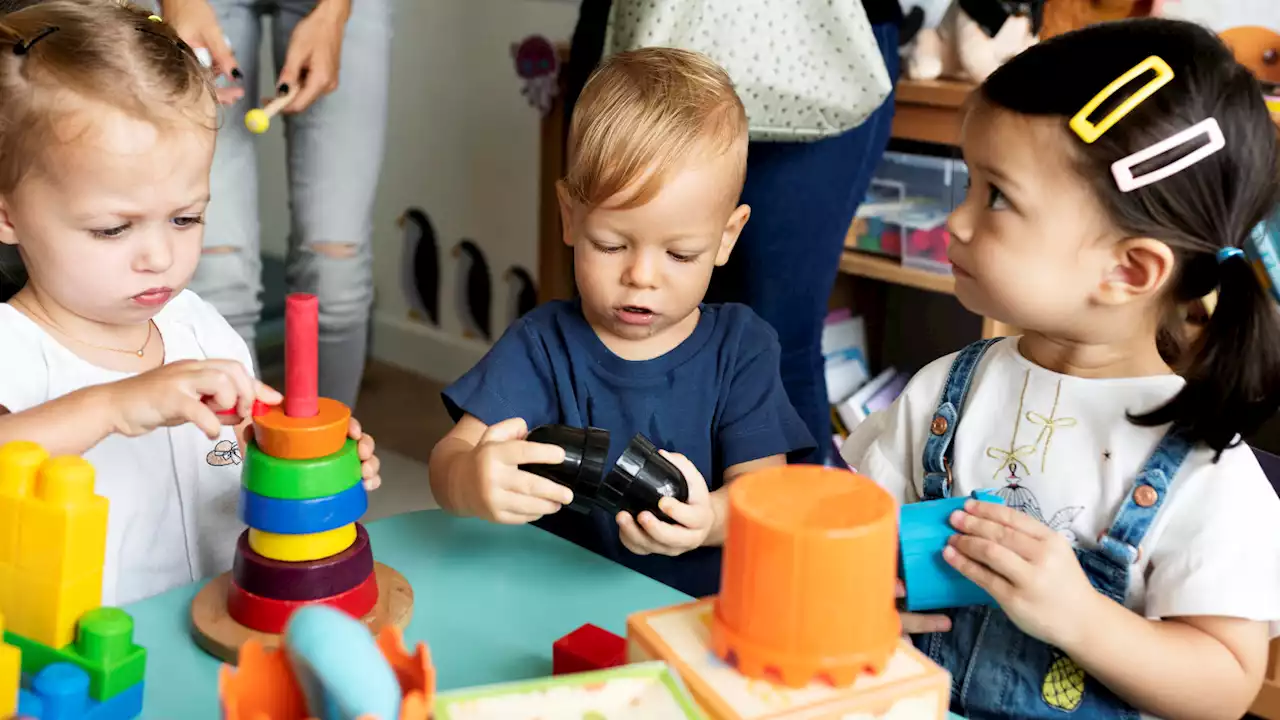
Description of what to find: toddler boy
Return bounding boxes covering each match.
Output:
[429,48,814,597]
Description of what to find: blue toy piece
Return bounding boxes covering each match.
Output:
[239,482,368,535]
[283,606,401,720]
[16,663,143,720]
[899,490,1006,612]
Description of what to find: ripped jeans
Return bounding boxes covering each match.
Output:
[192,0,392,408]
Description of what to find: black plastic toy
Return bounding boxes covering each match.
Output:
[520,425,689,523]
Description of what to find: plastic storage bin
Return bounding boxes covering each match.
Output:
[849,151,969,274]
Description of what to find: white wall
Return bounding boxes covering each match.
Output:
[254,0,579,382]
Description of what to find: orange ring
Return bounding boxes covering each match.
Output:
[227,568,378,634]
[252,397,351,460]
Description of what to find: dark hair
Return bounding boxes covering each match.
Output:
[982,18,1280,457]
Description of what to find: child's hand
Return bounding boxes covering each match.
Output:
[944,499,1095,648]
[896,579,952,635]
[459,417,572,524]
[617,451,713,557]
[105,359,280,440]
[348,418,381,491]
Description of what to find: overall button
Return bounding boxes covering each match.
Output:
[931,416,948,436]
[1133,485,1158,507]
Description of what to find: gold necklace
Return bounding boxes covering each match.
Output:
[12,297,154,357]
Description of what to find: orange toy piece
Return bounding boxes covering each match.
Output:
[712,466,899,688]
[219,625,434,720]
[252,397,351,461]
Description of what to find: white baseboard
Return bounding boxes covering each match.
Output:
[370,313,490,384]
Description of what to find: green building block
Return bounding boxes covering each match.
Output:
[5,606,146,701]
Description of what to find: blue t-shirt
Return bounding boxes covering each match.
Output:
[442,299,814,597]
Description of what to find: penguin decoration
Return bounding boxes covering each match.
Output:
[453,239,492,342]
[398,207,439,326]
[503,265,538,326]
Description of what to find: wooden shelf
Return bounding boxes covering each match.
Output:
[838,251,955,296]
[890,78,975,147]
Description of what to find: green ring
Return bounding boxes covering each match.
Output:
[242,438,361,500]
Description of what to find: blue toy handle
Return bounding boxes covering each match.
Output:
[899,490,1006,613]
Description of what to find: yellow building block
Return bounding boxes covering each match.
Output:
[0,441,46,566]
[627,599,952,720]
[0,444,109,650]
[0,612,20,718]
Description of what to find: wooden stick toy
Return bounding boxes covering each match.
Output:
[244,89,295,135]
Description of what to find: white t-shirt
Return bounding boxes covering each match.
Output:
[841,338,1280,636]
[0,290,251,606]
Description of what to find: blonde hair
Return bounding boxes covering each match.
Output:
[563,47,748,209]
[0,0,216,193]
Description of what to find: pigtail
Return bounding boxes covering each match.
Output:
[1131,243,1280,457]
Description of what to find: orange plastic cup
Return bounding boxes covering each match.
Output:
[712,466,900,688]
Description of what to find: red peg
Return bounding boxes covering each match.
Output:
[285,293,319,419]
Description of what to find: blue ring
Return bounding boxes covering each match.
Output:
[239,481,368,535]
[1217,247,1245,264]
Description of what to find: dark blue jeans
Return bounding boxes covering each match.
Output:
[706,23,902,465]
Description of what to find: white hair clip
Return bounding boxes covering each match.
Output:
[1110,117,1225,193]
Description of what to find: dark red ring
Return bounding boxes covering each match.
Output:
[231,523,373,601]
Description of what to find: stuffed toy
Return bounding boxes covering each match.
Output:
[1040,0,1163,40]
[906,0,1046,83]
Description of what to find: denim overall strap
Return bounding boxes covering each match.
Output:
[921,338,1002,500]
[1096,427,1195,568]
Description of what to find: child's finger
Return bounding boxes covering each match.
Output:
[656,497,709,530]
[617,513,655,556]
[254,381,283,404]
[948,533,1029,587]
[358,434,376,460]
[502,439,566,467]
[637,510,700,551]
[658,450,709,502]
[498,490,562,519]
[951,509,1040,560]
[895,578,906,598]
[943,543,1013,601]
[512,470,574,506]
[182,397,223,439]
[963,499,1052,539]
[901,611,952,634]
[348,417,363,440]
[361,455,381,479]
[363,475,381,491]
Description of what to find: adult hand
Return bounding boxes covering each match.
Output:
[275,0,350,114]
[944,499,1097,648]
[617,451,714,556]
[159,0,244,105]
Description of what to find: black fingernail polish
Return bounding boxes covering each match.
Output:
[231,67,243,80]
[277,83,289,95]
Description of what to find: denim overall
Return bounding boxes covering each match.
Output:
[915,339,1193,719]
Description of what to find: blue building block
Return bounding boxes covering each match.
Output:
[283,606,401,720]
[899,490,1006,612]
[15,663,142,720]
[239,482,367,535]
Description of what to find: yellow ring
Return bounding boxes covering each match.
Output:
[1069,56,1174,144]
[248,523,357,562]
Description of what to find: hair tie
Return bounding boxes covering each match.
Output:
[12,25,59,56]
[1217,247,1245,264]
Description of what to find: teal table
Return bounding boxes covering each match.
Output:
[126,510,689,718]
[125,510,965,719]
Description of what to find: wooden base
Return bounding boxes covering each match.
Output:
[190,561,413,664]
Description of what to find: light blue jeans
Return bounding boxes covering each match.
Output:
[193,0,392,408]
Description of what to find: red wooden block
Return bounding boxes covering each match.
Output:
[552,624,626,676]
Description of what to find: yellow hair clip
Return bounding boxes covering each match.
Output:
[1069,56,1174,144]
[147,14,162,22]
